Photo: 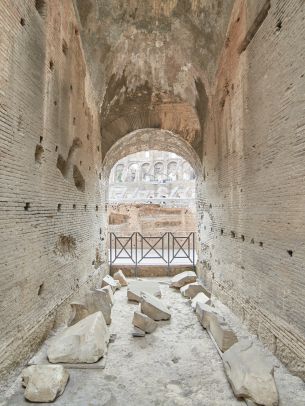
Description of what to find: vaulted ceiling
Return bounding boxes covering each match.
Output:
[74,0,234,158]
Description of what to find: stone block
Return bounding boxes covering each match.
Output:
[127,280,161,302]
[113,269,128,286]
[48,311,109,364]
[102,275,119,292]
[223,340,279,406]
[140,292,171,321]
[209,313,238,352]
[170,271,197,288]
[132,327,145,337]
[132,311,158,333]
[22,365,69,403]
[180,282,210,299]
[195,302,218,328]
[191,292,210,310]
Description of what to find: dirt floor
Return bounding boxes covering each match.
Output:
[3,278,305,405]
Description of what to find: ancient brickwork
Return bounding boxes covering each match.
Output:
[0,0,103,384]
[108,204,196,238]
[201,0,305,378]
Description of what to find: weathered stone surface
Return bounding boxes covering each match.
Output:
[170,271,197,288]
[132,327,145,337]
[180,282,210,299]
[22,365,69,403]
[68,287,112,326]
[113,270,128,286]
[48,312,109,363]
[191,292,210,310]
[68,302,89,326]
[132,311,158,333]
[140,292,171,321]
[209,313,238,352]
[99,285,114,305]
[127,280,161,302]
[195,302,218,329]
[102,275,119,292]
[223,340,279,406]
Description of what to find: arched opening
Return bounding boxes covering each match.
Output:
[101,129,205,277]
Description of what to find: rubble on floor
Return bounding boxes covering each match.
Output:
[170,270,197,288]
[180,281,210,299]
[69,287,113,326]
[132,327,146,337]
[223,340,279,406]
[209,313,238,352]
[191,292,210,310]
[47,311,110,364]
[127,280,161,302]
[195,302,218,329]
[102,275,120,292]
[22,365,69,403]
[132,311,158,333]
[113,270,128,286]
[140,292,171,321]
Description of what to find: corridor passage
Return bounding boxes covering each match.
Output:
[5,278,305,406]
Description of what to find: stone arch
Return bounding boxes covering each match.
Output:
[101,128,205,270]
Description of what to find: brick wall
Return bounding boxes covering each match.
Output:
[0,0,104,385]
[200,0,305,378]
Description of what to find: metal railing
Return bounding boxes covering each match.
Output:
[109,232,196,271]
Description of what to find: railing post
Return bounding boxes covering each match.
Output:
[109,232,112,273]
[135,232,138,278]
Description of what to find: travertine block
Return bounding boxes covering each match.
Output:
[113,269,128,286]
[140,292,171,321]
[48,312,109,363]
[170,271,197,288]
[22,365,69,403]
[223,340,279,406]
[132,311,157,333]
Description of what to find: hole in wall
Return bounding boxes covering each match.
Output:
[55,145,58,152]
[221,229,224,235]
[20,18,25,26]
[231,231,236,238]
[37,283,44,296]
[62,39,68,55]
[49,59,54,71]
[97,145,100,152]
[99,173,101,180]
[259,241,263,247]
[276,19,282,31]
[39,136,43,143]
[73,204,76,210]
[74,27,79,35]
[73,165,85,192]
[87,134,90,140]
[287,250,293,257]
[96,205,99,211]
[250,238,255,244]
[70,84,73,91]
[73,117,76,125]
[35,0,47,18]
[54,101,57,106]
[35,144,44,164]
[57,203,61,212]
[84,204,87,211]
[24,202,30,211]
[241,235,245,241]
[99,228,102,235]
